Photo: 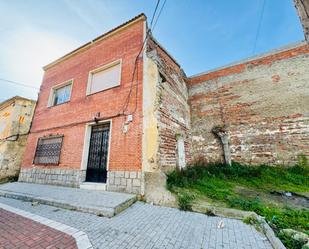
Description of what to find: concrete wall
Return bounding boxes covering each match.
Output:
[0,97,36,181]
[188,42,309,165]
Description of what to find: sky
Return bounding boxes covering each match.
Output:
[0,0,305,101]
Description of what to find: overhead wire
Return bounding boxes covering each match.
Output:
[0,78,39,90]
[252,0,266,55]
[121,0,164,115]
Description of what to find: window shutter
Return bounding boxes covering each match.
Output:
[90,63,121,94]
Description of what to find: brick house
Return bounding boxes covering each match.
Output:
[19,14,189,203]
[19,14,309,203]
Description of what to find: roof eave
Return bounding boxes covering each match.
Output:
[43,13,146,71]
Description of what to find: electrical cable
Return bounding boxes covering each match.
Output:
[122,0,168,115]
[0,78,39,90]
[252,0,266,55]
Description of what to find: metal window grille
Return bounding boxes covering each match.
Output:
[34,136,63,165]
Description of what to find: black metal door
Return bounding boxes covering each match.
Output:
[86,123,110,183]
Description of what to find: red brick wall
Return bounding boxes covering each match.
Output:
[22,19,145,172]
[147,39,191,172]
[188,43,309,165]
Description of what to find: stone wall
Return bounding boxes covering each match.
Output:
[19,168,85,187]
[107,170,142,194]
[188,42,309,165]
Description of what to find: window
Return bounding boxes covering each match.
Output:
[53,84,71,105]
[34,136,63,165]
[48,80,72,107]
[87,60,121,95]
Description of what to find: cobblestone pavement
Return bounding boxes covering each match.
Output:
[0,207,77,249]
[0,197,273,249]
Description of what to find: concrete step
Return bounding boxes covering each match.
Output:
[80,182,107,191]
[0,182,136,217]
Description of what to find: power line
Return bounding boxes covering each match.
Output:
[152,0,167,32]
[121,0,161,115]
[0,78,40,90]
[150,0,161,28]
[252,0,266,55]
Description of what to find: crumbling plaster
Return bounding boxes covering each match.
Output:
[189,44,309,165]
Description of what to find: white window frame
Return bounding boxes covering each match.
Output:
[86,59,122,95]
[48,79,73,107]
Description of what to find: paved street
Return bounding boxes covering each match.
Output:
[0,207,77,249]
[0,197,273,249]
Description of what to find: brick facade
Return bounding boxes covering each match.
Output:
[20,13,309,199]
[20,15,145,194]
[188,43,309,165]
[147,38,191,173]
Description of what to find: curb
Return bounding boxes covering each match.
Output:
[192,204,286,249]
[0,189,120,217]
[0,202,93,249]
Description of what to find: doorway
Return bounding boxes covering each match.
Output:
[85,123,110,183]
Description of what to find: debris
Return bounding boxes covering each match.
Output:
[284,192,292,197]
[31,201,39,206]
[217,220,225,229]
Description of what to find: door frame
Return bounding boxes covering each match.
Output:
[80,119,112,182]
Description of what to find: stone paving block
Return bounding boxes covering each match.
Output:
[0,192,273,249]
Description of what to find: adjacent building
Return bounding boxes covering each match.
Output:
[0,96,36,181]
[19,14,309,204]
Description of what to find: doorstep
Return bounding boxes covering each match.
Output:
[80,182,107,191]
[0,182,136,217]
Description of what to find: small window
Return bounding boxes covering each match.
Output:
[88,60,121,95]
[53,84,72,106]
[34,136,63,165]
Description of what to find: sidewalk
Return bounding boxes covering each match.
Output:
[0,182,136,217]
[0,197,273,249]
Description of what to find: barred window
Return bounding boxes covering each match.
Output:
[34,136,63,165]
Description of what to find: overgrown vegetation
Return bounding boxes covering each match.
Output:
[167,159,309,249]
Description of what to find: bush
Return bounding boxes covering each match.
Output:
[177,190,196,211]
[297,155,308,169]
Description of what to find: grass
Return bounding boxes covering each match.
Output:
[167,161,309,249]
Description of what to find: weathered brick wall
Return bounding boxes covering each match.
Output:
[147,38,191,172]
[21,17,145,192]
[188,42,309,165]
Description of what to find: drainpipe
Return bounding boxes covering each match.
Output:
[212,126,232,165]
